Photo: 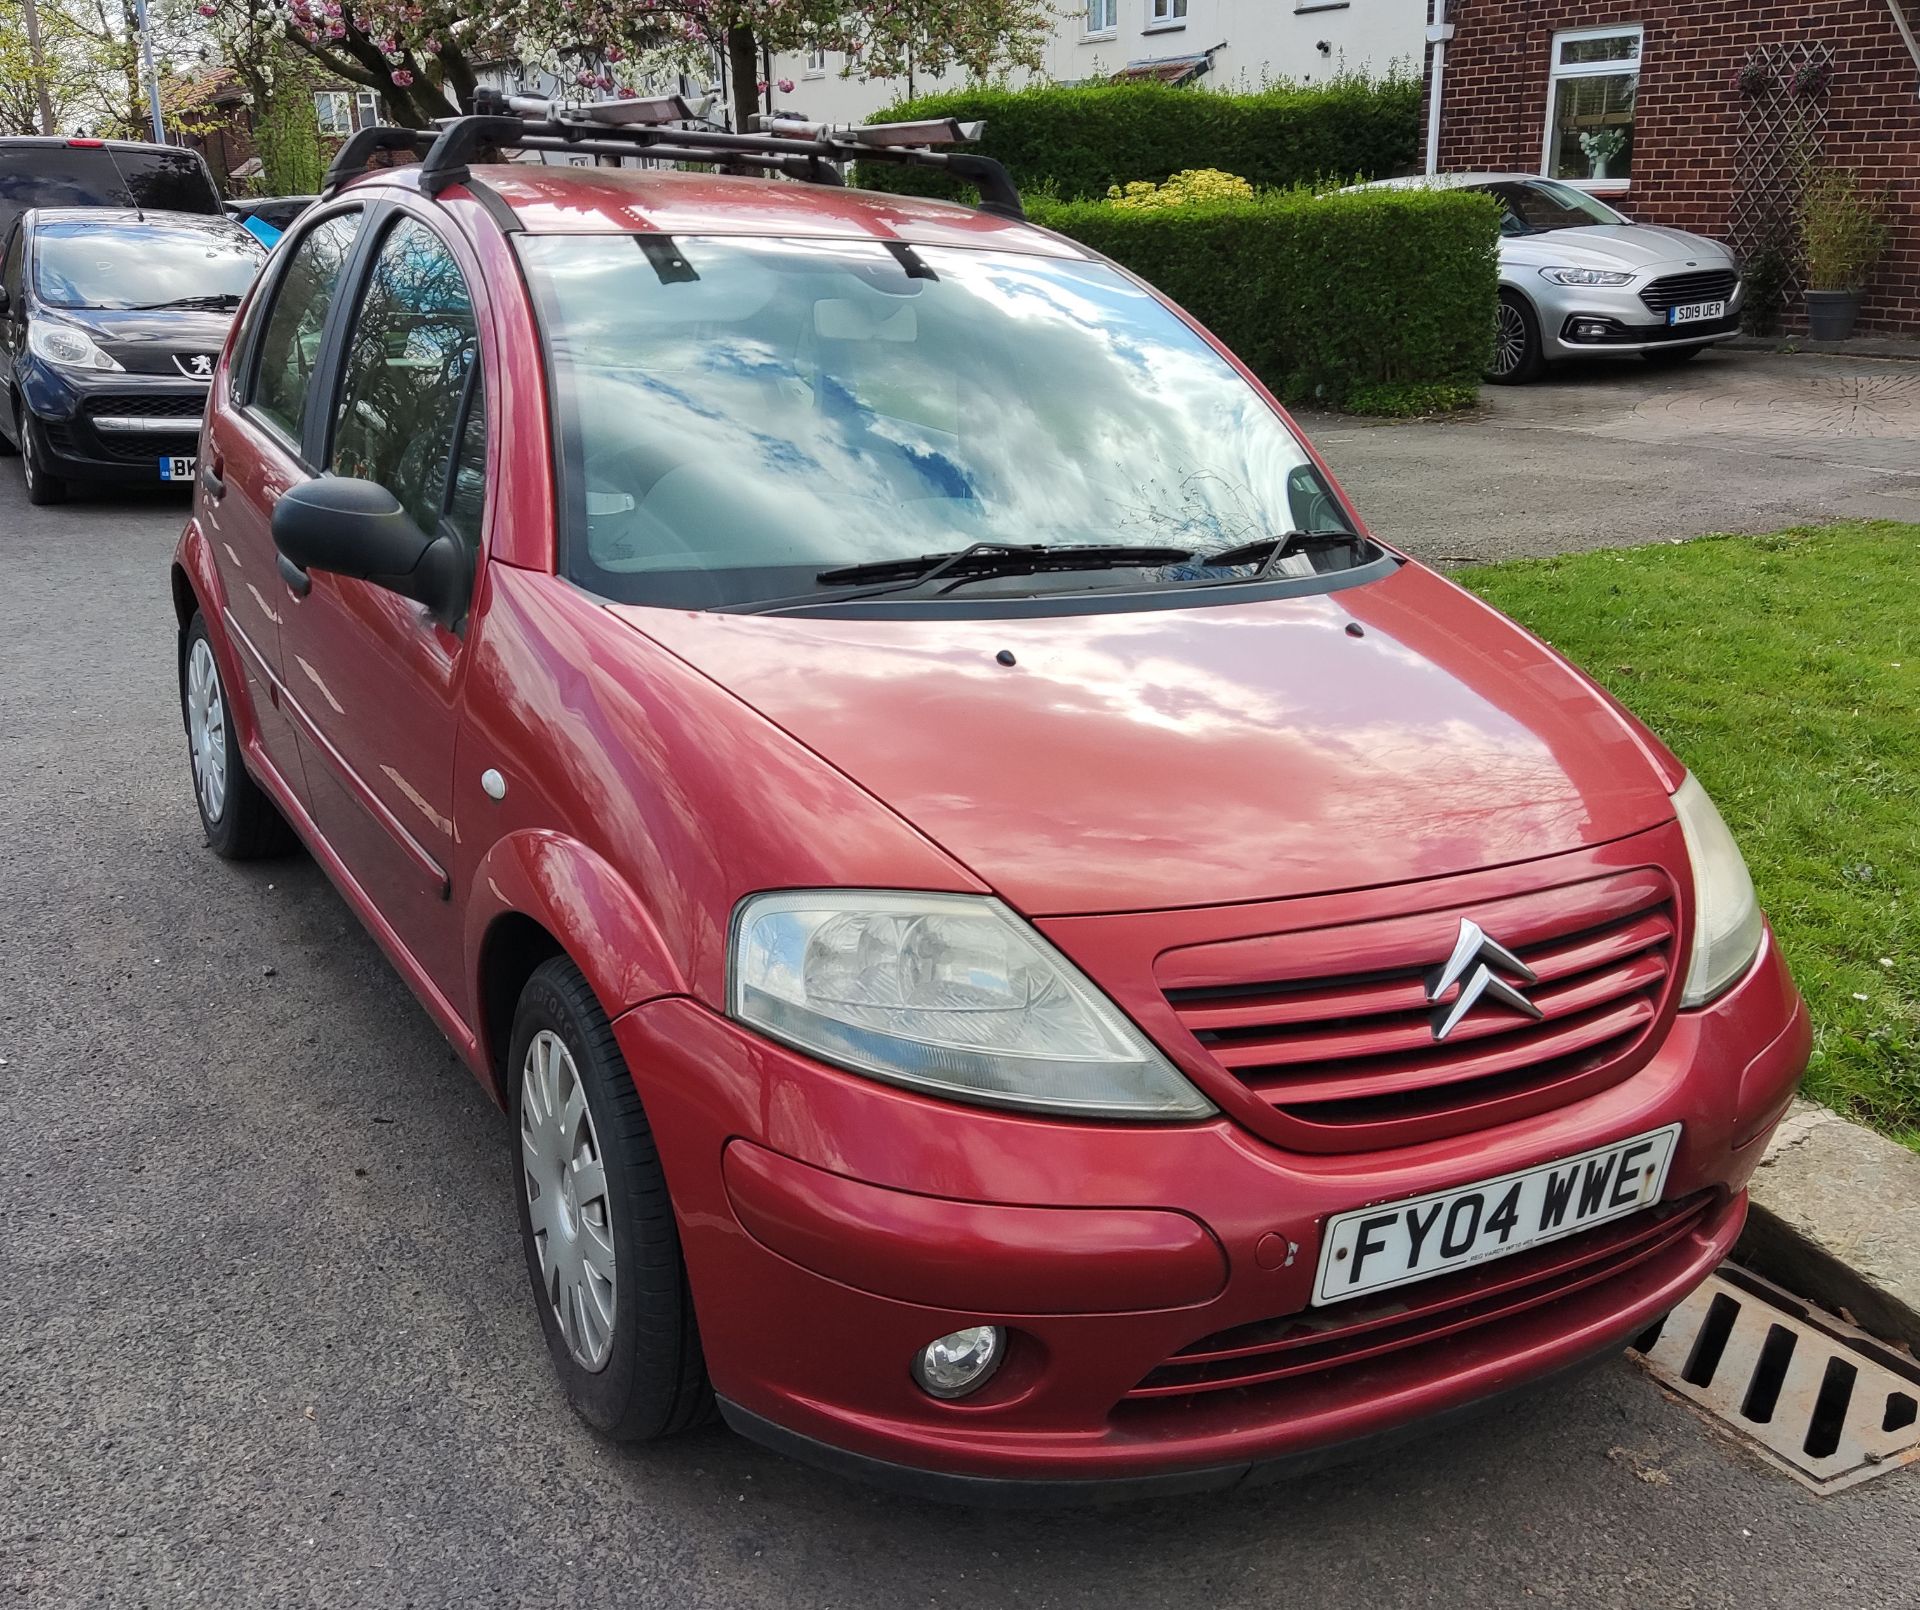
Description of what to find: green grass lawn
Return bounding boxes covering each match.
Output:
[1460,522,1920,1149]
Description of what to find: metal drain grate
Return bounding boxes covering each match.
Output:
[1630,1264,1920,1493]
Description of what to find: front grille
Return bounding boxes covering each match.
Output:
[1159,868,1680,1152]
[83,392,206,421]
[1639,270,1739,314]
[1122,1192,1714,1409]
[94,430,198,463]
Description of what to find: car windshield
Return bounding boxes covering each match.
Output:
[518,234,1370,611]
[1476,180,1628,235]
[32,217,264,310]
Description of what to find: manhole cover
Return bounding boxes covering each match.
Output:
[1631,1264,1920,1493]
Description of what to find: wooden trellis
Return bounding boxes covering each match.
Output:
[1730,41,1834,313]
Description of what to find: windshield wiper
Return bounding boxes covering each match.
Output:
[816,541,1195,594]
[1203,530,1368,577]
[124,293,242,310]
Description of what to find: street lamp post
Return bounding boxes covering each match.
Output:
[133,0,165,143]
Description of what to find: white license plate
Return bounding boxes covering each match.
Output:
[1668,300,1726,326]
[1313,1124,1681,1306]
[159,455,196,483]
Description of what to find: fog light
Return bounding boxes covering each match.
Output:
[911,1326,1004,1399]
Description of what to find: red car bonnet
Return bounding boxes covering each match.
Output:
[616,561,1677,917]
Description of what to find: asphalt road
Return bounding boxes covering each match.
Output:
[4,426,1919,1608]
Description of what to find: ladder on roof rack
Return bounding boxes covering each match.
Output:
[318,89,1024,221]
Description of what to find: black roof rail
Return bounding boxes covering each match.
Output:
[390,89,1026,220]
[320,126,436,199]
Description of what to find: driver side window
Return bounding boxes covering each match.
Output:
[328,216,486,547]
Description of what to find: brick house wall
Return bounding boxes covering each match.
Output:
[1430,1,1920,335]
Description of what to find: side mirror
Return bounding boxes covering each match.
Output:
[271,475,468,629]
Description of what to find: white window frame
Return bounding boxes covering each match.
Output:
[313,89,352,138]
[1146,0,1188,30]
[803,39,827,76]
[354,89,381,129]
[1085,0,1118,36]
[1540,23,1643,191]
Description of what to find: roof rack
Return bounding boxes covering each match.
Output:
[320,125,437,198]
[319,88,1025,220]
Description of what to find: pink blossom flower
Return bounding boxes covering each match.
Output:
[196,2,215,13]
[391,68,414,86]
[777,77,794,93]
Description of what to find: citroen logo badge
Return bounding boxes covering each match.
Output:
[1425,920,1543,1042]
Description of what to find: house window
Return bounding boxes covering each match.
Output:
[1148,0,1187,25]
[804,40,827,75]
[1543,25,1641,186]
[1087,0,1117,33]
[354,90,381,129]
[314,90,353,138]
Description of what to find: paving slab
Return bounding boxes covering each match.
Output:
[1743,1099,1920,1354]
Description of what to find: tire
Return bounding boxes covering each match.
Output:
[1488,291,1547,385]
[510,956,712,1441]
[19,409,67,505]
[1642,344,1705,367]
[180,613,297,858]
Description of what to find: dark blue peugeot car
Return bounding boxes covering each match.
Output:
[0,209,264,504]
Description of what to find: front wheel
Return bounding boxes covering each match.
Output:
[1488,291,1547,385]
[19,411,67,505]
[511,956,712,1441]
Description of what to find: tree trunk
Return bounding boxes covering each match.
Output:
[726,24,760,131]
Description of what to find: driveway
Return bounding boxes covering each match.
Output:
[3,463,1919,1608]
[1302,350,1920,564]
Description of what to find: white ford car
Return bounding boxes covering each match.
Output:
[1349,173,1744,384]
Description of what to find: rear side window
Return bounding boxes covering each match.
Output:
[250,211,362,444]
[327,217,483,538]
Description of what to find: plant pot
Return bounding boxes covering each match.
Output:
[1804,289,1862,341]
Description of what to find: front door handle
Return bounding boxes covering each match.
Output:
[199,461,225,499]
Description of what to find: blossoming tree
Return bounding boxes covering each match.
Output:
[181,0,1053,130]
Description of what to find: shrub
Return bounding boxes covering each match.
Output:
[1799,168,1891,292]
[1026,186,1500,414]
[859,77,1420,202]
[1107,168,1254,210]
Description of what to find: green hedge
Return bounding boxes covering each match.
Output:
[860,78,1420,203]
[1027,187,1500,414]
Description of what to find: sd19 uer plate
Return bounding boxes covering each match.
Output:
[1314,1124,1681,1306]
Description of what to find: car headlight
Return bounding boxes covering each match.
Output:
[1673,774,1765,1007]
[27,318,123,372]
[729,890,1216,1120]
[1538,268,1636,287]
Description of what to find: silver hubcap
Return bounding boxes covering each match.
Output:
[185,638,228,823]
[520,1030,617,1372]
[1493,303,1529,376]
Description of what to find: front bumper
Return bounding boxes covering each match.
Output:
[17,357,207,484]
[1527,274,1746,359]
[616,929,1808,1500]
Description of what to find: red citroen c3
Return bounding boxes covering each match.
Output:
[171,98,1810,1504]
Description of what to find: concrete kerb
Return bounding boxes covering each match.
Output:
[1739,1098,1920,1355]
